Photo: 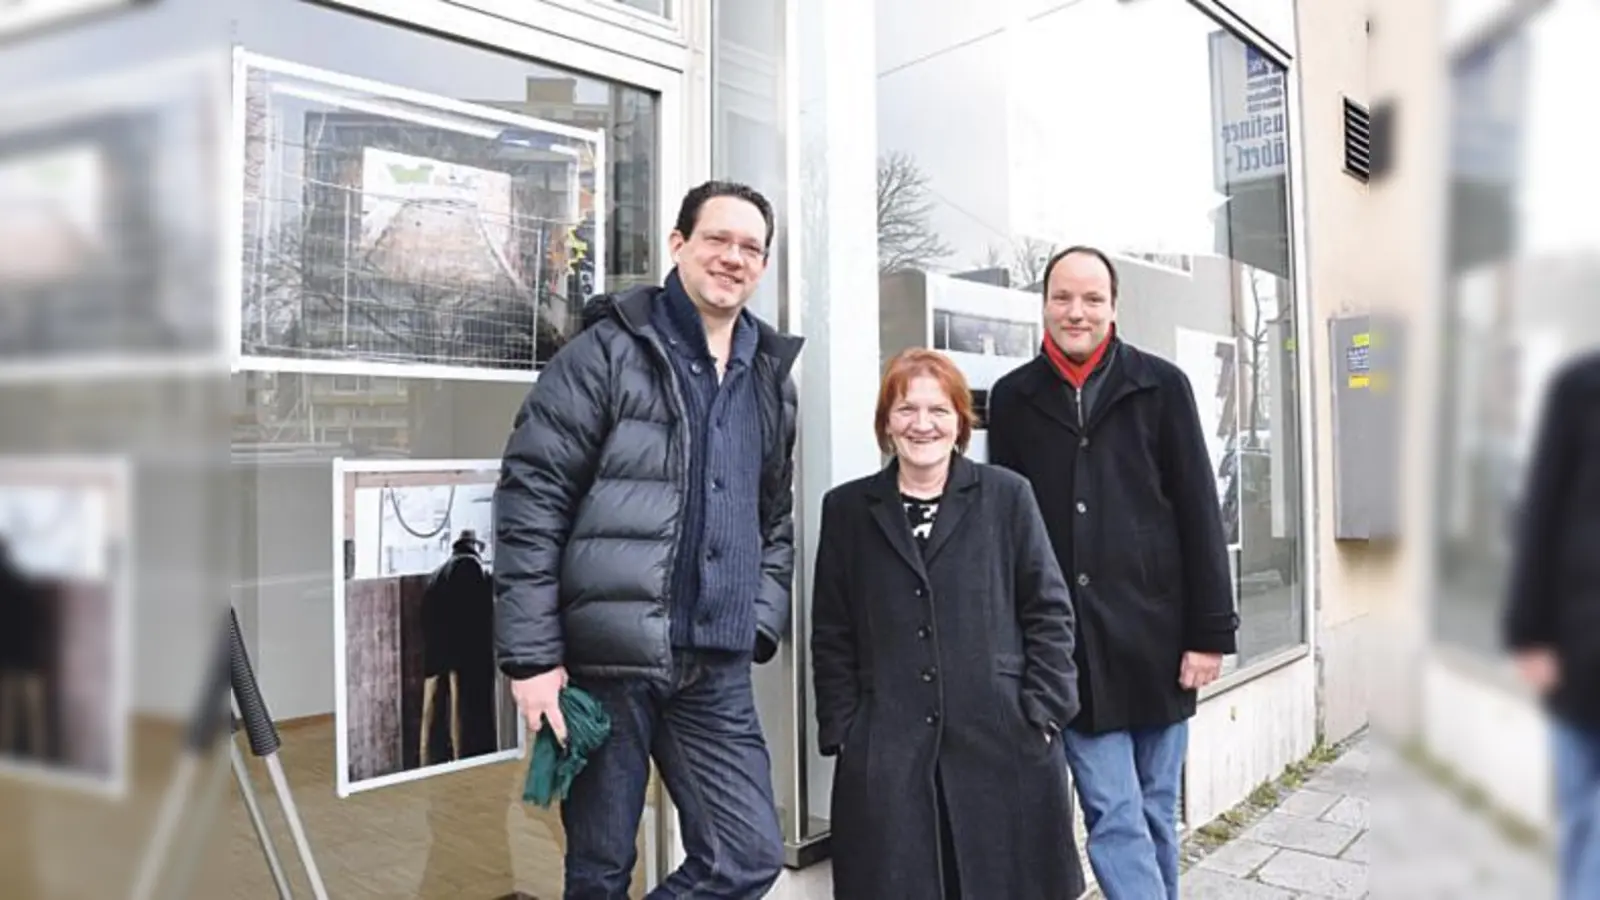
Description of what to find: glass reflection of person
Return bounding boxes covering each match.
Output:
[0,536,46,760]
[419,529,491,766]
[1503,352,1600,899]
[811,349,1084,900]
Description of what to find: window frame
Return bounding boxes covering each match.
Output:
[319,0,690,71]
[223,2,691,388]
[1188,0,1319,694]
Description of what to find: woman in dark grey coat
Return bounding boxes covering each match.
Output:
[811,348,1085,900]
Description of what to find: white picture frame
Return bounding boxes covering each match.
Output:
[331,457,526,798]
[231,49,609,385]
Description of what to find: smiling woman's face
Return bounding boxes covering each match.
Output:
[887,374,957,471]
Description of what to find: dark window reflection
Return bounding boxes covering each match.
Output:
[932,310,1038,357]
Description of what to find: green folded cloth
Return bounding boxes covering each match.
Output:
[522,685,612,808]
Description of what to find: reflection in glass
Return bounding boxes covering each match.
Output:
[932,309,1039,358]
[0,56,225,375]
[218,4,669,896]
[872,0,1305,675]
[1433,0,1600,656]
[238,56,606,377]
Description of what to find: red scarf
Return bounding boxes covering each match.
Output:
[1043,326,1114,388]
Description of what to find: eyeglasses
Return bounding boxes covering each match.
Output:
[696,231,767,266]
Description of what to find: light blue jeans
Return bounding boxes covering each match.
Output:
[1061,722,1188,900]
[1554,717,1600,900]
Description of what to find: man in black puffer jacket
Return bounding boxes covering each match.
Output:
[494,181,802,899]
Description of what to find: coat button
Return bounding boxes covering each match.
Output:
[914,587,926,598]
[691,361,704,374]
[925,712,940,726]
[1079,437,1089,449]
[921,668,937,683]
[917,626,930,639]
[1077,573,1090,587]
[1076,501,1087,514]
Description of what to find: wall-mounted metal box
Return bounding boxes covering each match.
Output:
[1329,314,1405,541]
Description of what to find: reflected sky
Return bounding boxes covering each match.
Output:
[875,0,1254,268]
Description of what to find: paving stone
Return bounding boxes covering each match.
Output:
[1303,763,1367,795]
[1255,848,1367,899]
[1332,747,1370,774]
[1340,832,1371,864]
[1196,838,1279,878]
[1241,811,1361,857]
[1321,796,1368,829]
[1178,869,1297,899]
[1279,789,1341,819]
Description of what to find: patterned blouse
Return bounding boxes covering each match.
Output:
[901,492,942,553]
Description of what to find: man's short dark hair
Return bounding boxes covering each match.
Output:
[1040,245,1120,301]
[673,180,777,254]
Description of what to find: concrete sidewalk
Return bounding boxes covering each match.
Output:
[1182,732,1557,899]
[769,730,1558,899]
[1184,738,1371,898]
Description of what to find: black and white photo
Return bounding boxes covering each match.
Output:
[332,458,522,797]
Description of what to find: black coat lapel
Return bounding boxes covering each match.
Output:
[1016,356,1081,434]
[866,466,927,580]
[921,455,980,565]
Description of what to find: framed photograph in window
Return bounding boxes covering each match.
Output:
[233,51,607,383]
[331,458,525,797]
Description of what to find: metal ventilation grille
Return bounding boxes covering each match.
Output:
[1343,98,1373,183]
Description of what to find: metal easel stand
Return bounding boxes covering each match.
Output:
[128,607,330,900]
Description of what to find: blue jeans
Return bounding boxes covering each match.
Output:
[1554,718,1600,900]
[1061,722,1188,900]
[560,650,785,900]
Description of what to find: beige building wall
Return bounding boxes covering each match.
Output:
[1292,0,1449,745]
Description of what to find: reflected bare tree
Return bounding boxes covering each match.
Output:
[239,84,575,371]
[878,151,953,274]
[975,237,1056,290]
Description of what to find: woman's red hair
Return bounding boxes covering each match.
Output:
[874,348,976,455]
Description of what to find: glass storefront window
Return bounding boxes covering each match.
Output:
[871,0,1307,675]
[228,3,667,898]
[1433,0,1600,657]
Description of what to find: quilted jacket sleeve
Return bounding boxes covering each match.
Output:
[494,329,613,675]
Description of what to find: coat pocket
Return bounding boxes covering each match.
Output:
[994,654,1051,752]
[1134,525,1181,597]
